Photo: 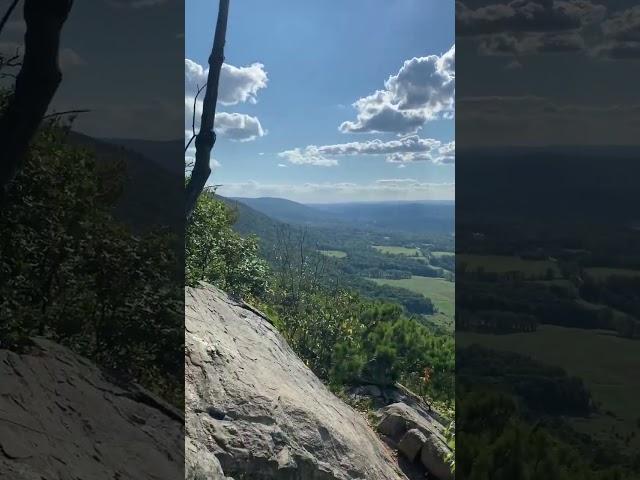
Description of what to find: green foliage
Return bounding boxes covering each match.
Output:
[266,288,365,380]
[445,420,456,473]
[0,121,183,404]
[189,189,454,408]
[186,191,269,297]
[457,389,631,480]
[263,280,454,404]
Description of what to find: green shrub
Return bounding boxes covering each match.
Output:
[0,121,183,404]
[186,191,269,297]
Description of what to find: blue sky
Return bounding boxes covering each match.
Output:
[186,0,455,203]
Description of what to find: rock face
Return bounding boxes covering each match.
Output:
[0,338,183,479]
[185,284,408,480]
[377,403,453,480]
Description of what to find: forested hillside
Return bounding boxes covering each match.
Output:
[186,194,455,415]
[220,196,455,330]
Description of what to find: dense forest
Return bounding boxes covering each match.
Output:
[0,111,184,405]
[456,148,640,479]
[222,196,452,317]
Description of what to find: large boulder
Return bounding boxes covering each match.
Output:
[0,338,183,479]
[377,403,453,480]
[398,429,427,462]
[185,284,407,480]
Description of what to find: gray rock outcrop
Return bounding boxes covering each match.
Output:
[185,284,408,480]
[0,338,184,479]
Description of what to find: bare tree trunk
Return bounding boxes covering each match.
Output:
[185,0,230,220]
[0,0,74,198]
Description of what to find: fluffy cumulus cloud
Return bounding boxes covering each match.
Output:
[596,6,640,60]
[216,179,455,203]
[339,45,455,135]
[185,59,268,106]
[455,0,619,59]
[185,98,265,142]
[184,59,267,146]
[277,147,338,167]
[478,31,585,55]
[213,112,265,142]
[456,0,606,36]
[0,42,85,70]
[185,153,220,171]
[278,135,455,167]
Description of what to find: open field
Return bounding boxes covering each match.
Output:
[318,249,347,258]
[368,275,454,329]
[458,325,640,454]
[373,245,422,257]
[430,251,454,258]
[457,254,561,278]
[584,267,640,280]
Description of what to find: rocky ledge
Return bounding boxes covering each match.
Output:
[185,284,452,480]
[0,338,183,479]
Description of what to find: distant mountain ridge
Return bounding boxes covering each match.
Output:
[229,197,345,227]
[457,147,640,226]
[102,138,184,176]
[230,197,454,235]
[66,132,183,231]
[219,196,289,249]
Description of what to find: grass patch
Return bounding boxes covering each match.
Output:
[368,275,454,329]
[430,251,454,258]
[318,249,347,259]
[458,325,640,455]
[457,254,560,278]
[584,267,640,280]
[373,245,422,257]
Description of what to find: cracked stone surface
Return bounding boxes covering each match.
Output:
[185,284,408,480]
[0,338,183,479]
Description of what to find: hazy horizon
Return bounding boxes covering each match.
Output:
[225,195,455,206]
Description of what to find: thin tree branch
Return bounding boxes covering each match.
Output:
[184,82,207,155]
[184,0,230,220]
[0,0,21,37]
[42,108,90,120]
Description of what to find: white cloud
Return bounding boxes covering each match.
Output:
[0,42,85,70]
[277,146,338,167]
[184,156,220,177]
[279,135,455,166]
[185,59,268,106]
[456,0,606,36]
[216,179,455,203]
[478,31,585,56]
[185,59,267,145]
[214,112,265,142]
[340,45,455,135]
[185,97,266,142]
[595,6,640,60]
